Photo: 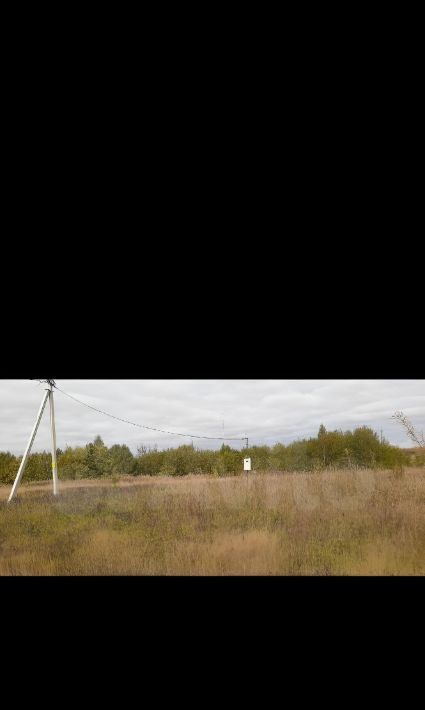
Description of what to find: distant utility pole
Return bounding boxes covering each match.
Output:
[245,437,249,449]
[8,380,59,503]
[380,429,383,444]
[220,412,224,440]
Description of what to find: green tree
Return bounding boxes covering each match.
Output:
[85,436,112,477]
[350,427,381,466]
[0,452,19,485]
[58,446,91,479]
[25,452,52,481]
[109,444,135,475]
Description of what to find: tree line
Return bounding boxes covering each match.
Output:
[0,425,422,485]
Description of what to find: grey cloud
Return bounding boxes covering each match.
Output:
[0,379,424,455]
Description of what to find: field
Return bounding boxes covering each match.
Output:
[1,468,425,575]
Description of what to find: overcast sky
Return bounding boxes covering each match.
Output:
[0,380,424,454]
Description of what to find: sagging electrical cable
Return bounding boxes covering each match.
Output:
[51,383,247,443]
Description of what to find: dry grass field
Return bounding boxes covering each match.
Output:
[1,468,425,575]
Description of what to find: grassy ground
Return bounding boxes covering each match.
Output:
[1,468,425,575]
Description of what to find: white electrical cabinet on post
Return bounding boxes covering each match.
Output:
[244,457,252,472]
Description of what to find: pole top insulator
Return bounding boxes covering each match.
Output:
[31,379,56,388]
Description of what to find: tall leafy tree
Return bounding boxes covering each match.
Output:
[109,444,135,475]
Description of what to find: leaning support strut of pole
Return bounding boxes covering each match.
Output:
[8,381,59,503]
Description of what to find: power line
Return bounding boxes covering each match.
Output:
[52,384,247,443]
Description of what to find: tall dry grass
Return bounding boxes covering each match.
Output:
[1,468,425,575]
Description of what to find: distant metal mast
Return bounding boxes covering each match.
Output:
[8,379,59,503]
